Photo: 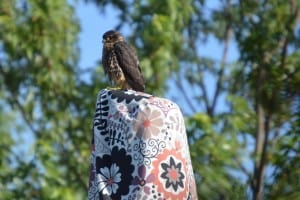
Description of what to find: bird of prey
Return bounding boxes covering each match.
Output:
[102,30,145,92]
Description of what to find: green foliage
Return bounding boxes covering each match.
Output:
[1,0,300,199]
[0,0,93,199]
[265,103,300,199]
[187,112,245,199]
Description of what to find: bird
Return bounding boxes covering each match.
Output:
[102,30,145,92]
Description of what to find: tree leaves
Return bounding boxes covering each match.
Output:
[0,1,90,199]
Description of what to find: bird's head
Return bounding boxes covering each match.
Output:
[102,30,124,46]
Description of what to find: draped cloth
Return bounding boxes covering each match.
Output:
[88,89,198,200]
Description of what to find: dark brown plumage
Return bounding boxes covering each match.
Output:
[102,30,145,92]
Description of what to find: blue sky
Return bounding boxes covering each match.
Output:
[75,1,118,71]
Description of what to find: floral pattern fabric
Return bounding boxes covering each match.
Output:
[88,89,198,200]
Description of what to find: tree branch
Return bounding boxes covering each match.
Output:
[0,64,39,136]
[198,73,211,115]
[175,73,197,114]
[234,156,252,181]
[211,2,233,117]
[254,115,270,200]
[185,12,221,116]
[252,58,267,200]
[12,95,39,135]
[211,26,232,116]
[253,103,265,200]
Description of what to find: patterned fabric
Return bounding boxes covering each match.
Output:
[88,89,198,200]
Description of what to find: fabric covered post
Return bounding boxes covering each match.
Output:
[88,89,198,200]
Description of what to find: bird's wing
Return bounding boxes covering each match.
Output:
[101,47,111,75]
[114,42,145,91]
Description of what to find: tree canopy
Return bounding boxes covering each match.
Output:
[0,0,299,199]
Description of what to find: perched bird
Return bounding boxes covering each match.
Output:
[102,30,145,92]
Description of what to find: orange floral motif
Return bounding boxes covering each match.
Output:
[152,148,188,200]
[133,107,163,139]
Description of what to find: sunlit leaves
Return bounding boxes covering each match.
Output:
[0,0,90,199]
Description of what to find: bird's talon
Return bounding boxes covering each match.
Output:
[106,87,122,90]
